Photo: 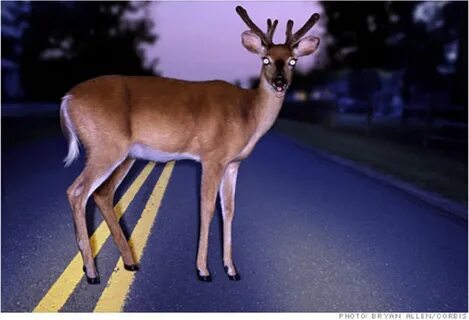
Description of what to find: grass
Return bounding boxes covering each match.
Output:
[274,118,468,204]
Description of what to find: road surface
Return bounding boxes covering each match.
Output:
[1,130,467,312]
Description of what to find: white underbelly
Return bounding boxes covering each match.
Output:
[129,143,200,163]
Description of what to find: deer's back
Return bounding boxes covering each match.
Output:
[68,75,256,160]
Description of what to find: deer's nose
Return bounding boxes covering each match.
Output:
[273,74,286,88]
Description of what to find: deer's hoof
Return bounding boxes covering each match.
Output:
[224,266,241,281]
[196,270,212,282]
[227,273,241,281]
[86,275,101,285]
[83,266,100,285]
[124,263,140,272]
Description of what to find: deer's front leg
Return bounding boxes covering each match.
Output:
[196,161,225,282]
[220,162,241,281]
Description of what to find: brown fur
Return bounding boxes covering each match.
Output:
[62,6,320,281]
[68,75,264,163]
[63,72,286,280]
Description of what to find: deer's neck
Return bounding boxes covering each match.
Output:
[251,75,285,136]
[237,75,285,158]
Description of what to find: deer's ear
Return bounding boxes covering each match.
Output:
[293,36,320,57]
[241,31,266,55]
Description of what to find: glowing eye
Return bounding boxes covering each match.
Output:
[289,59,297,66]
[262,57,270,65]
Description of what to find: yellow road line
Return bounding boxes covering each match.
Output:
[33,161,156,313]
[94,161,175,312]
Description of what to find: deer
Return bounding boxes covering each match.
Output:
[61,5,320,284]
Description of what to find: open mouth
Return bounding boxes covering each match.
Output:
[272,84,287,97]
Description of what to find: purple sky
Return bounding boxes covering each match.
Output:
[141,1,325,87]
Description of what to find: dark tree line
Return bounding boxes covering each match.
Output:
[2,1,157,101]
[321,1,468,106]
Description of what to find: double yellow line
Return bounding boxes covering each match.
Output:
[33,161,175,312]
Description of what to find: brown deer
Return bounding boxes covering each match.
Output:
[61,6,320,284]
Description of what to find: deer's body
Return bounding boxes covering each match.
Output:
[62,6,320,284]
[64,75,282,166]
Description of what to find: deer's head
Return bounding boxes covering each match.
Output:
[236,6,320,97]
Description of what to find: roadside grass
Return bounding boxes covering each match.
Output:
[274,118,468,204]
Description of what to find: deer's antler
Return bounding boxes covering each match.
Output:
[266,18,278,44]
[285,13,320,47]
[236,6,277,47]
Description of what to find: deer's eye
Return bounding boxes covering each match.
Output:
[262,57,270,65]
[289,59,297,66]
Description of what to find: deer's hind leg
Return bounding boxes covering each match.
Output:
[66,148,128,284]
[93,158,139,271]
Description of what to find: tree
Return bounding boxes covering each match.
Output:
[322,1,467,106]
[442,1,468,106]
[1,1,29,99]
[18,1,157,101]
[322,1,419,70]
[1,2,28,64]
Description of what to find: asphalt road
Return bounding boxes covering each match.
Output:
[1,130,467,312]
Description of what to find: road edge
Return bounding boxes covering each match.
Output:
[274,131,468,222]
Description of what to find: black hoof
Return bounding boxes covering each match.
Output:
[86,275,101,285]
[228,273,241,281]
[83,266,100,285]
[224,266,241,281]
[124,263,140,272]
[196,270,212,282]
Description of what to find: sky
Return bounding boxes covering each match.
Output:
[140,1,325,87]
